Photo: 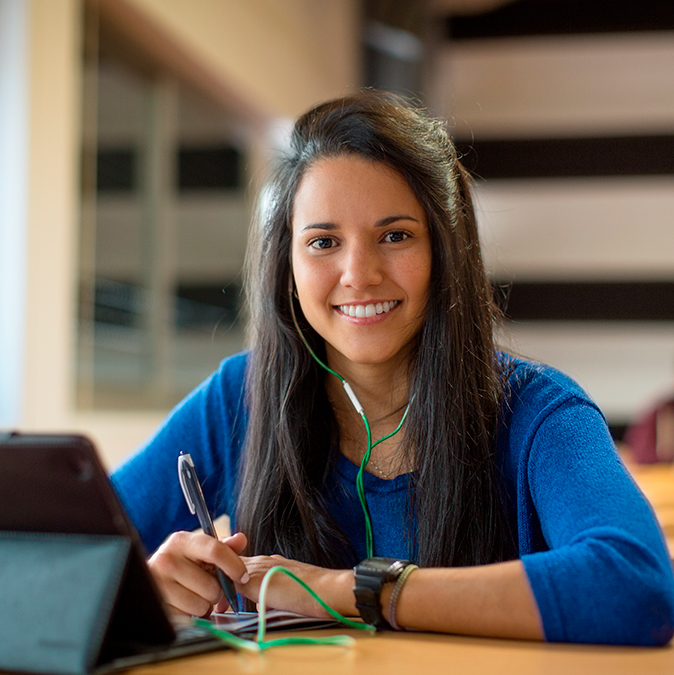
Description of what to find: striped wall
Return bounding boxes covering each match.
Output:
[430,0,674,433]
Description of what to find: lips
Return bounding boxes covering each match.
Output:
[337,300,400,318]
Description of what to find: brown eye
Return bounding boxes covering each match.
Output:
[310,238,334,250]
[384,231,407,243]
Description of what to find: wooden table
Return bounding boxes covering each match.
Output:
[127,628,674,675]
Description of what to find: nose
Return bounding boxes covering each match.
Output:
[340,241,384,291]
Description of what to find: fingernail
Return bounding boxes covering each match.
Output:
[241,572,250,584]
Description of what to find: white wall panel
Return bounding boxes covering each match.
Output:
[475,177,674,280]
[434,33,674,138]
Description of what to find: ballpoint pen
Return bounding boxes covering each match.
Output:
[178,451,239,614]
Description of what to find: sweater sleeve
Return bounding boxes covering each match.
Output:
[110,353,248,554]
[521,398,674,646]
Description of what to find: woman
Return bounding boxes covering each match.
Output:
[112,91,674,645]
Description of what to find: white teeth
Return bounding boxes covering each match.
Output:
[338,301,398,317]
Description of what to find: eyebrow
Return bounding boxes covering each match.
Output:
[300,215,420,232]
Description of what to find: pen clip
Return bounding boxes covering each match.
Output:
[178,452,197,515]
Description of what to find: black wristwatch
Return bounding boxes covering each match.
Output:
[353,557,411,629]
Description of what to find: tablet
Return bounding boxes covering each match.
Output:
[0,431,226,674]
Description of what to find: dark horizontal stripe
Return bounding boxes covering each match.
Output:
[96,145,242,193]
[446,0,674,40]
[494,281,674,321]
[456,136,674,179]
[178,147,241,191]
[176,283,242,313]
[86,280,242,329]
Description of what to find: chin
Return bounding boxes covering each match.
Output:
[340,348,406,368]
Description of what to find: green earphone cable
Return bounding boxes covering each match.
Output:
[289,291,409,558]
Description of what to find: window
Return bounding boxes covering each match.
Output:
[78,4,252,409]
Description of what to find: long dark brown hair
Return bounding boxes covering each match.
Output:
[237,90,516,568]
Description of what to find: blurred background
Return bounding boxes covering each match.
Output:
[1,0,673,467]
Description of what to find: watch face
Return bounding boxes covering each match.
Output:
[358,557,401,574]
[365,557,396,572]
[358,557,410,578]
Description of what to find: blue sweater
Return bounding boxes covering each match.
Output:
[112,352,674,646]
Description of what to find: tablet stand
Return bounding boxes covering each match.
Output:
[0,531,174,675]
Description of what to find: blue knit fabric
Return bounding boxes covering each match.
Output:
[111,351,674,645]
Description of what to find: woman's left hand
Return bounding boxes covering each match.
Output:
[222,555,356,617]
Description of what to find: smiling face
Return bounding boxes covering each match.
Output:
[291,155,432,372]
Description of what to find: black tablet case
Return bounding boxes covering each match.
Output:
[0,432,225,674]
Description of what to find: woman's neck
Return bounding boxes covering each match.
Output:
[324,348,413,478]
[325,348,411,420]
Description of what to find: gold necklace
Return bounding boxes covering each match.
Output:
[366,456,392,480]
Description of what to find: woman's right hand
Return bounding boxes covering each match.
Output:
[148,530,249,617]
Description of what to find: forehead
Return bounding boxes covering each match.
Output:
[292,155,425,227]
